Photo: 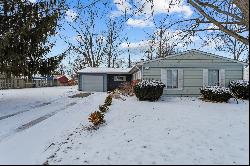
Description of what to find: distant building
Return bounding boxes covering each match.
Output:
[53,75,69,86]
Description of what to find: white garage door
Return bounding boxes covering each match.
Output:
[82,75,104,92]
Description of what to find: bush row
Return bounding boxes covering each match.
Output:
[200,80,249,102]
[88,95,113,129]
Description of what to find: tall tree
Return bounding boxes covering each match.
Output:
[0,0,65,79]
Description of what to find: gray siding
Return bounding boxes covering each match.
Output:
[78,73,107,92]
[142,51,244,96]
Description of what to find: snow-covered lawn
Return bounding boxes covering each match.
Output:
[0,87,249,165]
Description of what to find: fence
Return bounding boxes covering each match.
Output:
[0,78,54,90]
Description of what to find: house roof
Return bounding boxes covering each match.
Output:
[140,49,248,66]
[78,67,132,74]
[77,50,248,75]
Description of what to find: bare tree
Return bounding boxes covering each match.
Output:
[124,37,132,68]
[203,31,248,60]
[104,17,125,68]
[131,0,249,60]
[187,0,249,45]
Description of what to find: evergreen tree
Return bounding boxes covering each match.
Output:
[0,0,65,79]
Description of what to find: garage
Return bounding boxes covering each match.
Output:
[78,67,133,92]
[82,75,104,92]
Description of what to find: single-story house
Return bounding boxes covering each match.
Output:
[78,49,248,96]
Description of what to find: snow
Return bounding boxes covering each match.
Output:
[201,86,231,94]
[0,86,107,164]
[0,87,249,165]
[137,80,165,88]
[229,80,249,87]
[77,67,132,74]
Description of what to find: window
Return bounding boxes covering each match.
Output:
[167,69,178,89]
[208,69,219,86]
[114,76,126,81]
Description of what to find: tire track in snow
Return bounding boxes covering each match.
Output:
[0,102,77,142]
[16,102,77,132]
[0,95,71,121]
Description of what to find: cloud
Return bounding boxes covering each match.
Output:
[111,0,132,17]
[120,40,151,49]
[112,0,193,19]
[126,18,154,28]
[207,23,219,33]
[114,0,131,12]
[65,9,78,22]
[138,0,192,17]
[120,29,199,50]
[28,0,36,3]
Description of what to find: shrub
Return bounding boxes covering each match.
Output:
[134,80,166,101]
[118,80,141,96]
[200,86,232,102]
[229,80,249,99]
[88,111,105,126]
[99,104,109,113]
[104,95,112,106]
[118,82,134,96]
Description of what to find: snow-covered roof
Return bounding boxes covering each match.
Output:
[78,67,132,74]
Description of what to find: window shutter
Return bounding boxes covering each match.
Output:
[203,69,208,87]
[178,69,183,90]
[219,69,225,86]
[161,69,167,87]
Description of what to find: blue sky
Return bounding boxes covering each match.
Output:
[45,0,248,68]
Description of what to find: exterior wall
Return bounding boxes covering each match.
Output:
[142,52,244,96]
[244,66,249,81]
[78,73,107,92]
[132,70,142,80]
[107,74,132,91]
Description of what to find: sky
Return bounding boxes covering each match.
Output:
[35,0,248,69]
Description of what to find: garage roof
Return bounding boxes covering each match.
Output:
[78,67,132,74]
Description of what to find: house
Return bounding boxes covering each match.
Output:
[32,76,52,88]
[78,68,132,92]
[53,75,69,86]
[78,50,247,96]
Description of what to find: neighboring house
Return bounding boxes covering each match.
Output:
[78,68,132,92]
[78,50,247,96]
[53,75,69,86]
[32,76,54,88]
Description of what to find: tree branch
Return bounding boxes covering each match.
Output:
[188,0,249,45]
